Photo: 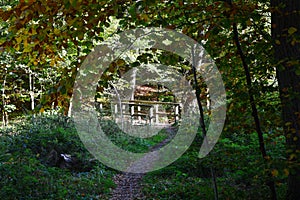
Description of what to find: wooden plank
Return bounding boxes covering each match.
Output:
[118,100,180,106]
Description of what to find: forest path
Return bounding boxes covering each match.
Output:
[110,126,177,200]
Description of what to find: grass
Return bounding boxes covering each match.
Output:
[99,119,169,153]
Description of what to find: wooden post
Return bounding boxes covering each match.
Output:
[138,105,141,122]
[130,105,134,115]
[150,106,153,125]
[114,104,118,114]
[155,105,159,124]
[175,104,179,122]
[131,104,134,124]
[98,103,103,119]
[114,104,118,122]
[122,104,126,115]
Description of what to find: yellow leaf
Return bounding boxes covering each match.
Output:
[285,122,292,126]
[291,128,297,133]
[275,40,281,45]
[116,59,125,66]
[0,38,5,45]
[289,154,297,160]
[20,5,29,11]
[140,14,149,22]
[39,107,45,113]
[50,59,55,66]
[14,44,20,51]
[271,169,279,177]
[24,38,28,48]
[16,37,22,44]
[26,0,36,4]
[54,28,60,35]
[284,168,289,176]
[31,27,37,35]
[288,27,297,35]
[77,32,84,40]
[67,18,76,26]
[246,19,252,26]
[264,155,270,160]
[23,41,31,53]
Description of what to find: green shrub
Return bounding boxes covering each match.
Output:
[0,114,115,199]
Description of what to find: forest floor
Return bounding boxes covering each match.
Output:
[0,116,287,199]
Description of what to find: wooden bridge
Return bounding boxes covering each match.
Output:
[97,100,181,126]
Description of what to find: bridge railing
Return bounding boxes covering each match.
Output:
[97,100,181,126]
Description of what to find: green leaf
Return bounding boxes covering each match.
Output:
[296,68,300,76]
[131,61,140,67]
[288,27,297,35]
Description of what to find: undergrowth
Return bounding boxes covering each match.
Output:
[0,114,287,199]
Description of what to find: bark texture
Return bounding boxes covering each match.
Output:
[271,1,300,199]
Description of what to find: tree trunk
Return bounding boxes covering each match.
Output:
[271,1,300,199]
[29,70,35,112]
[2,68,7,128]
[191,45,219,200]
[130,67,137,101]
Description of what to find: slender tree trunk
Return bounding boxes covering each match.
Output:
[191,45,219,200]
[68,95,73,117]
[271,1,300,199]
[29,70,35,112]
[232,21,277,200]
[130,67,137,101]
[2,68,7,128]
[223,0,277,198]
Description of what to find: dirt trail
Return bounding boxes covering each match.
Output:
[110,126,177,200]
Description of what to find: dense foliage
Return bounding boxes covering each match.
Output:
[0,115,287,199]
